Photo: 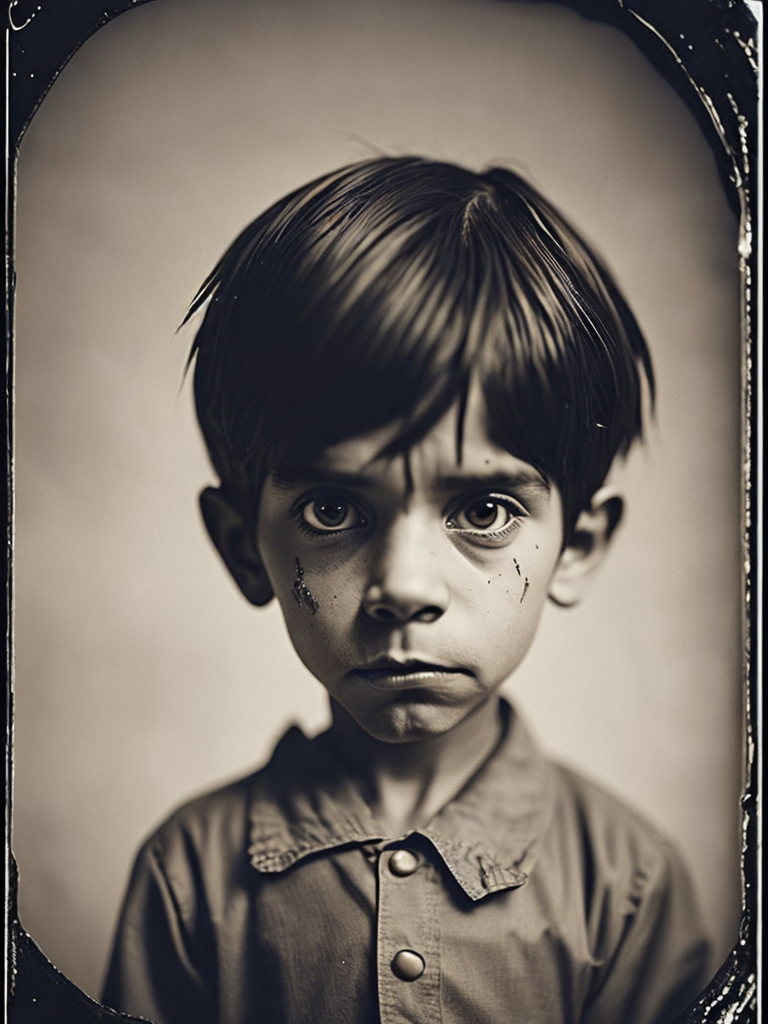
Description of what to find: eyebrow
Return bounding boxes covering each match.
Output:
[435,471,551,493]
[271,466,550,495]
[270,469,379,495]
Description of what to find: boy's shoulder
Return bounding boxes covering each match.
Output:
[550,756,670,847]
[135,724,309,857]
[541,754,698,907]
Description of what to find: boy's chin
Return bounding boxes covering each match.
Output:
[335,691,494,746]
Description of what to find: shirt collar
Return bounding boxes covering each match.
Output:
[247,698,554,901]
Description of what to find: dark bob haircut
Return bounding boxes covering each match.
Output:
[186,156,654,533]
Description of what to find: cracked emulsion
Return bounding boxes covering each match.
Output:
[291,556,320,615]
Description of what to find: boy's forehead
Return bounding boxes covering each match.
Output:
[274,388,550,492]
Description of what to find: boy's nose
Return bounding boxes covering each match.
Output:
[361,522,450,624]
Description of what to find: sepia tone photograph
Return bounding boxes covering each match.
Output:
[5,0,759,1021]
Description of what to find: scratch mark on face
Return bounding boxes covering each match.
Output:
[520,577,529,603]
[291,557,320,614]
[512,557,521,577]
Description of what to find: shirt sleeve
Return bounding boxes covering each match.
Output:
[582,836,713,1024]
[101,831,218,1024]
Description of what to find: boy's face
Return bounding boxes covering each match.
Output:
[250,386,571,745]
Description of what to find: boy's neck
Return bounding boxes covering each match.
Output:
[327,696,504,838]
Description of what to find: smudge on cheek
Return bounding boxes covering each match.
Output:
[291,556,320,615]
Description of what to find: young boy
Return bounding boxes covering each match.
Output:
[102,157,712,1024]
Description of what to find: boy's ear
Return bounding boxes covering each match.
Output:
[199,487,274,606]
[548,486,624,608]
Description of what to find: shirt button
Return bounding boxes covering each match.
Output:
[389,849,419,876]
[391,949,426,981]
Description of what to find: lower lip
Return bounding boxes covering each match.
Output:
[350,668,470,691]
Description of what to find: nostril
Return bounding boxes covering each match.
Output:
[417,606,443,623]
[372,607,398,622]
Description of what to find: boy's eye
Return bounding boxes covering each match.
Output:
[446,495,525,536]
[299,494,366,533]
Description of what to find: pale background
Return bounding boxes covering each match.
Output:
[12,0,743,1003]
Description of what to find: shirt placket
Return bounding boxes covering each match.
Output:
[377,844,442,1024]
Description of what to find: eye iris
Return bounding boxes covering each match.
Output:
[314,500,348,528]
[466,501,503,529]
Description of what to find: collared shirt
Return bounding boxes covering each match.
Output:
[102,700,712,1024]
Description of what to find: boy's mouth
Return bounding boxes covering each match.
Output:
[349,656,472,689]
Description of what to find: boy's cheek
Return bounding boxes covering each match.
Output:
[458,541,559,607]
[273,553,357,627]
